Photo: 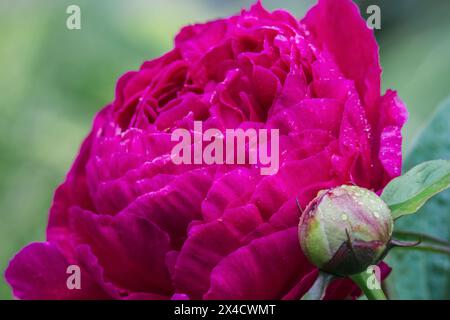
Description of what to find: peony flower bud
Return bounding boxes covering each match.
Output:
[298,185,393,276]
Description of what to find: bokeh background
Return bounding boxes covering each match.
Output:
[1,0,449,299]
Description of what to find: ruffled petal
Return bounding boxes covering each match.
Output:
[119,168,214,247]
[173,204,263,298]
[303,0,381,112]
[5,243,119,300]
[70,209,173,294]
[204,228,310,299]
[201,169,258,221]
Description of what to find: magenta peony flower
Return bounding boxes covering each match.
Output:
[5,0,406,300]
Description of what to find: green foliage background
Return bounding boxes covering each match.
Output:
[387,99,450,299]
[0,0,449,299]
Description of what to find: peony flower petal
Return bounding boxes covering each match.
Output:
[205,227,311,299]
[282,269,317,300]
[176,20,229,66]
[251,149,337,219]
[379,126,403,180]
[376,90,408,183]
[173,204,262,299]
[70,209,173,295]
[303,0,381,112]
[268,98,343,136]
[5,242,119,300]
[339,93,374,188]
[119,168,214,247]
[201,168,258,221]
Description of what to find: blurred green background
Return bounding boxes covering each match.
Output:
[1,0,449,299]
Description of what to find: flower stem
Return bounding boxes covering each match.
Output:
[394,230,450,246]
[397,244,450,257]
[350,272,387,300]
[392,230,450,256]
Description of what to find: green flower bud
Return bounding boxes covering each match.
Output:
[298,185,393,276]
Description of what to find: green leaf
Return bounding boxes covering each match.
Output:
[386,97,450,300]
[381,160,450,219]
